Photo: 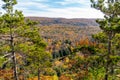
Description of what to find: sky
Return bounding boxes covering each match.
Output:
[0,0,104,18]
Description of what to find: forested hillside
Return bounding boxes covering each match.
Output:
[27,17,100,46]
[26,17,98,27]
[0,0,120,80]
[27,17,101,59]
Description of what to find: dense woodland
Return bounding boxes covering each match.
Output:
[26,17,98,27]
[0,0,120,80]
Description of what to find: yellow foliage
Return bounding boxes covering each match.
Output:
[53,75,58,80]
[70,46,74,52]
[54,61,63,66]
[28,75,58,80]
[64,57,69,63]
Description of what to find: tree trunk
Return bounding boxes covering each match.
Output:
[10,27,18,80]
[13,51,18,80]
[104,34,112,80]
[38,67,40,80]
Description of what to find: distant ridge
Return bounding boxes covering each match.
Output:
[26,17,98,27]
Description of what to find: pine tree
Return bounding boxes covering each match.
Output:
[1,0,19,80]
[91,0,120,80]
[0,0,51,80]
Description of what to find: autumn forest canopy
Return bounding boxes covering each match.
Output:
[0,0,120,80]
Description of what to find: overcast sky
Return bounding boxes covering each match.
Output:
[0,0,104,18]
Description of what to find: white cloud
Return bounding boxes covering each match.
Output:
[23,7,104,18]
[57,0,90,6]
[0,0,104,18]
[0,1,6,15]
[16,1,49,9]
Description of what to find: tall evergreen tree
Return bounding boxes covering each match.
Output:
[1,0,19,80]
[91,0,120,80]
[0,0,51,80]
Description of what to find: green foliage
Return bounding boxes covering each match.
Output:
[91,0,120,35]
[43,68,56,76]
[0,0,52,79]
[91,0,120,80]
[113,34,120,49]
[89,67,105,80]
[2,0,17,13]
[0,57,6,67]
[92,32,108,43]
[52,43,72,59]
[54,66,66,77]
[74,45,98,55]
[1,0,120,79]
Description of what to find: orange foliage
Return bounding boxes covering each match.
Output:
[0,69,13,80]
[77,37,96,47]
[76,70,88,79]
[59,75,71,80]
